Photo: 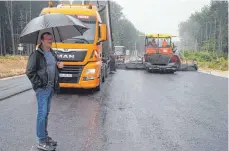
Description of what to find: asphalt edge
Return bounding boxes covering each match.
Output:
[0,74,25,81]
[0,87,32,101]
[198,70,228,78]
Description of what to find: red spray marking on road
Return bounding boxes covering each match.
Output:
[83,102,99,151]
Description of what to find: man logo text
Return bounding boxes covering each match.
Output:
[58,54,74,59]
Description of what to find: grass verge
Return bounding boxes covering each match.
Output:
[183,51,228,71]
[0,55,28,79]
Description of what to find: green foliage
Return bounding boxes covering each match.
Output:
[179,1,228,53]
[200,38,216,52]
[184,51,228,71]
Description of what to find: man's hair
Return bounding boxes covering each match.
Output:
[40,32,52,40]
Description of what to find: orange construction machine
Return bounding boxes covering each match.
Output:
[125,34,198,72]
[143,34,181,73]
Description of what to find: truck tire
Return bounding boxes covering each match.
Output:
[105,65,108,78]
[169,70,175,74]
[94,75,102,92]
[102,67,105,83]
[146,67,151,73]
[102,72,105,83]
[95,83,101,91]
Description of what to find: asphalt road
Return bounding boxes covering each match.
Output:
[0,70,228,151]
[0,75,32,100]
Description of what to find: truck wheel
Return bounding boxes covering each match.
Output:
[94,76,101,92]
[102,69,105,83]
[194,64,198,71]
[95,83,101,91]
[102,74,105,83]
[55,89,61,95]
[105,67,108,78]
[169,70,175,74]
[146,68,151,73]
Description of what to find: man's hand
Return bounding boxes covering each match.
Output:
[57,61,64,69]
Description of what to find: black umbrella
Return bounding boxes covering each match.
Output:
[20,13,88,44]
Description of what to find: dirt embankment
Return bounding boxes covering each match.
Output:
[0,56,227,79]
[0,56,28,79]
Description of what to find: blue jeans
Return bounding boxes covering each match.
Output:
[35,87,54,143]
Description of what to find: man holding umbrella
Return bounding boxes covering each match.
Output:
[26,32,63,150]
[20,13,88,151]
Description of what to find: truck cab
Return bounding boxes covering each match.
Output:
[39,2,111,91]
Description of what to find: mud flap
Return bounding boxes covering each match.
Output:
[178,64,198,71]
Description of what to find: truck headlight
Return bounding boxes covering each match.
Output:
[85,69,96,74]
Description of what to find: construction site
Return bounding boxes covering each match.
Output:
[115,34,198,73]
[0,1,227,151]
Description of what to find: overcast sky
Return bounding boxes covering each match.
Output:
[113,0,210,36]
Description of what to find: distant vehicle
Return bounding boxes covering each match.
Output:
[125,49,130,56]
[114,46,126,64]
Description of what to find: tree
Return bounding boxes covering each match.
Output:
[0,1,143,55]
[178,1,228,54]
[5,1,15,54]
[0,1,59,55]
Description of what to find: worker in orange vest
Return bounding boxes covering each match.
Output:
[151,39,157,47]
[162,39,168,47]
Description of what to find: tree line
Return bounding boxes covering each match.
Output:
[0,0,143,56]
[110,1,144,53]
[178,0,228,55]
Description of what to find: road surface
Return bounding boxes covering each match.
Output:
[0,70,227,151]
[0,75,31,101]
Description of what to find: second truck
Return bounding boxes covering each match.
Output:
[39,0,114,91]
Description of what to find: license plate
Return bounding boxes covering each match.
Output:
[59,74,72,77]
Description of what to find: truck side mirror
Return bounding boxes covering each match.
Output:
[100,24,107,41]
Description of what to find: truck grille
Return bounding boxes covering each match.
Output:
[59,65,83,83]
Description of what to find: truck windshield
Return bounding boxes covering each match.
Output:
[62,21,96,44]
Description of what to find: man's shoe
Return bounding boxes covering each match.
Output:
[36,141,56,151]
[47,136,57,146]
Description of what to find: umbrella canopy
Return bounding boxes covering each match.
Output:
[20,13,88,44]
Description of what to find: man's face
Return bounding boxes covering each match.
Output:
[41,34,53,48]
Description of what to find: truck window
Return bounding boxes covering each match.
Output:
[62,16,96,44]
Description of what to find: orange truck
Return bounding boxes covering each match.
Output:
[39,1,114,91]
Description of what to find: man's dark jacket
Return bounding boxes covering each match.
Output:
[26,44,60,91]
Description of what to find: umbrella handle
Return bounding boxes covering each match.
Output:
[35,31,39,46]
[52,27,58,49]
